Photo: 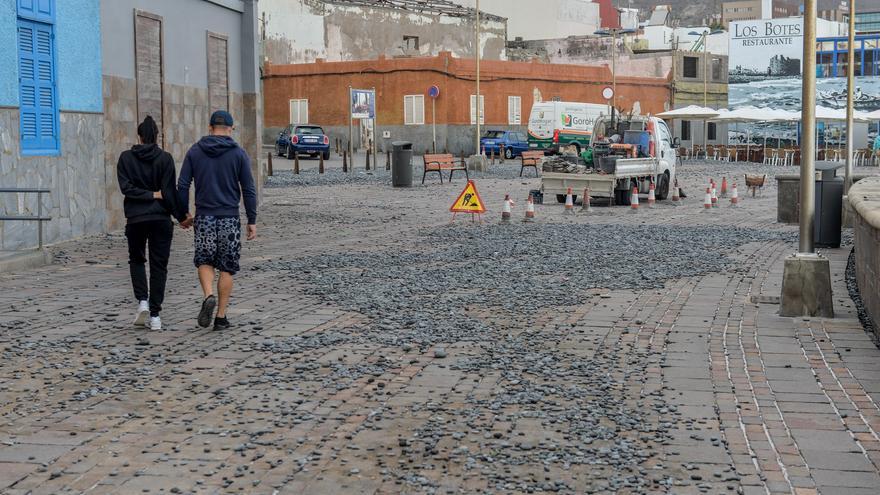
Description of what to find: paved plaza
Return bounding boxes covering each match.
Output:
[1,156,879,494]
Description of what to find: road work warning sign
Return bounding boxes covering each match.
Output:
[450,180,486,214]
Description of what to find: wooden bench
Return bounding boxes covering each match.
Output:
[520,150,544,177]
[422,153,468,184]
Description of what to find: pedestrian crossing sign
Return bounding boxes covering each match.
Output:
[450,180,486,214]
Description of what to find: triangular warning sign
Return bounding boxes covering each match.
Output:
[450,180,486,214]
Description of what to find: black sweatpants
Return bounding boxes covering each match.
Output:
[125,219,173,317]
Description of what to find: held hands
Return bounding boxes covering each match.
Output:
[153,191,163,200]
[246,224,257,241]
[179,213,194,230]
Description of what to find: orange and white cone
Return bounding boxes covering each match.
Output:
[672,180,681,204]
[563,187,574,215]
[730,183,739,206]
[721,176,728,198]
[647,182,656,209]
[630,187,639,211]
[581,187,592,213]
[501,194,513,223]
[523,194,536,222]
[703,187,712,210]
[710,184,718,208]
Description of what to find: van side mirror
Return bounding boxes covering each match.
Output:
[673,137,681,147]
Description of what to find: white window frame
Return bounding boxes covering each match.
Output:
[508,96,522,125]
[404,94,425,125]
[289,99,308,125]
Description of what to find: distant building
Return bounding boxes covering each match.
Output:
[843,10,880,34]
[260,0,508,65]
[595,0,621,29]
[721,0,799,30]
[263,52,673,155]
[458,0,600,41]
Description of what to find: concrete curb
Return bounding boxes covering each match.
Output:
[0,250,52,274]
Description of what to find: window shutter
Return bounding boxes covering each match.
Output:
[300,100,308,124]
[18,18,57,153]
[414,96,424,125]
[404,96,413,125]
[508,96,521,125]
[471,95,484,125]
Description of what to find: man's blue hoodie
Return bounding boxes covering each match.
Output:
[178,135,257,225]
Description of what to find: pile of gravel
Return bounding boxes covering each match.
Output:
[265,223,793,348]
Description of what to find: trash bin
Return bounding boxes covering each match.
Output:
[813,162,844,248]
[392,141,413,187]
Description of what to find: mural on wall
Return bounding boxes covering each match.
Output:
[729,18,804,83]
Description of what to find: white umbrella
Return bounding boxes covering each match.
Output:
[656,105,721,156]
[710,107,765,161]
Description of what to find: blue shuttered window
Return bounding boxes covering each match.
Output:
[17,7,58,155]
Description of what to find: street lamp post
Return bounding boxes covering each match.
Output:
[594,28,636,126]
[475,0,481,156]
[845,0,856,195]
[779,0,834,318]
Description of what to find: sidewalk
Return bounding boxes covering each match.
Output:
[0,160,878,494]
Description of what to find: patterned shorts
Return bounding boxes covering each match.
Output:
[193,216,242,275]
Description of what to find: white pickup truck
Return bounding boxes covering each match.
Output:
[540,115,677,206]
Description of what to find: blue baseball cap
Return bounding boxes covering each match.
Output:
[210,110,234,127]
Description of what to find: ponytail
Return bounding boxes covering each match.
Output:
[137,115,159,145]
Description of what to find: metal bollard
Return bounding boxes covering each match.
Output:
[500,144,505,163]
[336,138,340,156]
[365,146,371,171]
[317,152,323,174]
[386,149,391,171]
[267,151,273,177]
[294,152,300,175]
[343,150,348,173]
[491,149,496,165]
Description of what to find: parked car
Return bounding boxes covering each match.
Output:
[480,130,530,159]
[275,125,330,160]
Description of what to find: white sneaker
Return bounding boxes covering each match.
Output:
[149,316,162,331]
[134,301,149,326]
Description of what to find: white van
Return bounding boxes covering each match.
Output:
[527,101,608,154]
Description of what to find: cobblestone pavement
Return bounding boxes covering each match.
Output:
[1,159,879,495]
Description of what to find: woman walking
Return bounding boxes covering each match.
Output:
[117,116,187,330]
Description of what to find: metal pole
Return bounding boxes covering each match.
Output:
[703,32,709,151]
[37,191,43,250]
[799,0,818,254]
[844,0,856,194]
[611,30,616,124]
[348,86,353,173]
[475,0,481,156]
[372,86,378,173]
[432,97,437,153]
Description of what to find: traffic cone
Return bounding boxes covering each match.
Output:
[563,187,574,215]
[630,187,639,211]
[703,187,712,210]
[523,194,536,222]
[721,176,728,198]
[730,183,739,206]
[647,182,656,208]
[501,194,513,223]
[672,179,681,204]
[581,187,592,213]
[710,183,718,208]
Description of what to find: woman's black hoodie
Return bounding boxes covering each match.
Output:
[117,144,186,224]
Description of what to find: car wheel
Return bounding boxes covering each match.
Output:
[505,147,513,160]
[656,172,670,200]
[323,150,330,160]
[287,146,295,160]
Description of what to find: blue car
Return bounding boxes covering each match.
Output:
[480,130,529,159]
[275,124,331,160]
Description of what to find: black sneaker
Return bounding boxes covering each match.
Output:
[198,295,217,328]
[213,316,230,331]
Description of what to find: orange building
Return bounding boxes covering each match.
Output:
[263,52,672,155]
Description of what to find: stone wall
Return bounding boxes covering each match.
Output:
[103,75,247,232]
[0,109,105,250]
[849,177,880,336]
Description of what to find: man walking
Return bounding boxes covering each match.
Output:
[178,111,258,330]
